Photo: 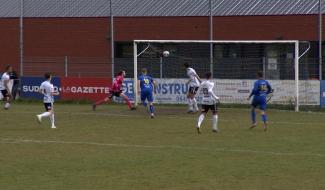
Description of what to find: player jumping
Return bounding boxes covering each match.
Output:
[93,70,135,111]
[138,68,157,118]
[184,63,201,113]
[196,72,220,134]
[36,73,60,129]
[247,71,273,131]
[0,66,13,110]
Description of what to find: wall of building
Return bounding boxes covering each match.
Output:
[0,15,322,76]
[24,17,110,57]
[0,19,20,73]
[213,15,318,40]
[114,17,210,40]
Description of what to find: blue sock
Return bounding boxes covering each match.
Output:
[251,110,256,123]
[262,114,267,123]
[142,101,147,107]
[149,105,154,114]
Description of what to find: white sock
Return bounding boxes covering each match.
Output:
[50,114,55,127]
[192,98,198,110]
[4,102,10,109]
[39,112,51,118]
[212,115,218,131]
[188,99,193,111]
[197,114,205,128]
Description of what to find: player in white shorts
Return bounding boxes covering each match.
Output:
[36,73,60,129]
[196,72,220,134]
[184,63,201,113]
[0,66,13,110]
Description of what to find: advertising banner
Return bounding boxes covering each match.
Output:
[20,77,61,100]
[18,77,319,105]
[215,79,319,105]
[60,77,111,101]
[154,79,190,104]
[121,78,319,105]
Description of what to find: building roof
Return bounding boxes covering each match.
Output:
[0,0,323,18]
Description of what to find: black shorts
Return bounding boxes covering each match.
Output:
[109,90,122,98]
[201,104,218,114]
[1,90,9,98]
[44,103,53,111]
[188,87,199,95]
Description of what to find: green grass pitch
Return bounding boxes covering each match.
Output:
[0,103,325,190]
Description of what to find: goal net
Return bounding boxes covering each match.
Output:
[133,40,315,112]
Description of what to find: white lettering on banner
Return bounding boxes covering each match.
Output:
[23,85,59,93]
[61,86,110,94]
[154,79,189,104]
[120,79,320,105]
[125,82,133,94]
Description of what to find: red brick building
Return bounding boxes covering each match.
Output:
[0,0,323,78]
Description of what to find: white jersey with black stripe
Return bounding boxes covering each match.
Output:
[0,72,10,91]
[40,81,54,103]
[199,80,219,105]
[187,67,200,87]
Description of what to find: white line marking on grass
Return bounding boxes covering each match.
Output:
[0,138,324,158]
[0,111,321,126]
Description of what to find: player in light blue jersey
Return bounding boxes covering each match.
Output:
[247,71,273,131]
[138,68,157,118]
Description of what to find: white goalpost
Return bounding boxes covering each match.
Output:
[133,40,303,111]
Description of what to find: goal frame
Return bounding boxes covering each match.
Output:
[133,40,300,111]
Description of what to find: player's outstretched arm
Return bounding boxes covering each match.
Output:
[209,89,219,102]
[195,74,202,83]
[52,91,60,96]
[37,87,43,94]
[247,91,253,100]
[194,84,202,98]
[266,82,273,94]
[248,82,258,100]
[137,80,141,95]
[153,80,157,94]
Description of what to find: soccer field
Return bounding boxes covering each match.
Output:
[0,103,325,190]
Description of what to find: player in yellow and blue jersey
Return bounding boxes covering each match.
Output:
[138,68,157,118]
[247,71,273,131]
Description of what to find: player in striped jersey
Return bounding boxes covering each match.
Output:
[184,63,201,113]
[36,73,60,129]
[0,66,13,110]
[196,72,220,134]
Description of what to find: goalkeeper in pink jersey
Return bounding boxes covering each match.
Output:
[92,70,136,111]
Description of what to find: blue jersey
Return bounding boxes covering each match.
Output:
[138,75,154,92]
[251,79,272,98]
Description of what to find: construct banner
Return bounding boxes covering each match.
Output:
[123,78,319,105]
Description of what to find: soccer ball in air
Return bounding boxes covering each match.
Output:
[162,51,170,57]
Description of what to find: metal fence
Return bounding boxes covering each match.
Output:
[23,56,112,78]
[123,57,319,80]
[0,0,323,79]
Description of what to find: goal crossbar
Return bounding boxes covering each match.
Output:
[134,40,298,44]
[133,40,300,112]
